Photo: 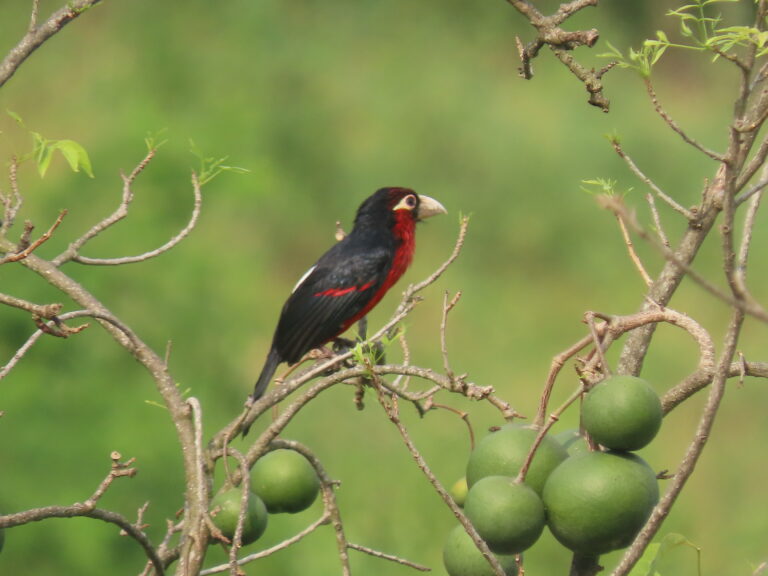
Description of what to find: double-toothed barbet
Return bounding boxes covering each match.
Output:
[251,187,446,401]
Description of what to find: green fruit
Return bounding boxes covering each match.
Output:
[543,451,659,555]
[443,524,519,576]
[450,477,469,508]
[250,449,320,513]
[582,375,662,451]
[554,429,589,456]
[466,424,569,494]
[464,476,546,554]
[209,488,268,545]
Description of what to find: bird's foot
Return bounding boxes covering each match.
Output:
[332,337,356,354]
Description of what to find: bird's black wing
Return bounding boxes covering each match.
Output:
[273,241,392,364]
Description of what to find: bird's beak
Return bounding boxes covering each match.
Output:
[417,195,447,220]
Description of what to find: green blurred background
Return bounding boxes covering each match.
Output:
[1,1,766,574]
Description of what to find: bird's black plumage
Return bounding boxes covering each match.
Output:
[249,187,446,406]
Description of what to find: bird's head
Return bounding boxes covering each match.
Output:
[356,187,447,229]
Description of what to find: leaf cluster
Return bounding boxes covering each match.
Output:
[602,0,766,76]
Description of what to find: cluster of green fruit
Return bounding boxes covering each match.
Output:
[444,375,664,576]
[209,449,321,546]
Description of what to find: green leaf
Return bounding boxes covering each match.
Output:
[629,543,662,576]
[6,109,26,127]
[190,139,250,186]
[51,139,95,178]
[35,141,54,178]
[628,533,702,576]
[144,128,169,151]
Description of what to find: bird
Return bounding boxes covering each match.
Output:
[250,187,447,403]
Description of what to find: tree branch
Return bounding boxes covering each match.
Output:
[0,0,103,89]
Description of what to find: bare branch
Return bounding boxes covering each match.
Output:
[0,0,103,89]
[645,79,725,162]
[272,439,352,576]
[535,333,594,428]
[200,514,331,575]
[610,139,694,219]
[0,292,62,318]
[440,290,462,380]
[0,453,164,575]
[645,192,670,248]
[348,543,431,572]
[374,382,507,576]
[602,193,768,323]
[0,157,22,235]
[613,211,652,287]
[53,149,156,265]
[71,172,203,266]
[0,209,67,264]
[506,0,608,110]
[663,360,768,413]
[613,309,745,576]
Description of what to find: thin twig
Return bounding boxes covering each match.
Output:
[612,309,744,576]
[199,513,331,575]
[645,79,725,162]
[272,439,352,576]
[0,209,67,264]
[0,292,62,318]
[603,194,768,323]
[348,543,431,572]
[440,290,462,380]
[73,172,203,266]
[662,359,768,413]
[0,454,163,575]
[610,140,694,219]
[1,157,22,235]
[645,192,670,248]
[584,311,611,376]
[53,149,156,266]
[615,211,653,286]
[373,380,507,576]
[535,333,594,427]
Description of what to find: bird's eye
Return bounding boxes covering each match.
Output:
[394,194,418,211]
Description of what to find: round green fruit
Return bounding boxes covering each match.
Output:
[582,375,662,451]
[450,477,469,508]
[554,429,589,456]
[209,488,268,545]
[464,476,546,554]
[250,449,320,513]
[466,424,569,494]
[443,524,519,576]
[543,451,659,556]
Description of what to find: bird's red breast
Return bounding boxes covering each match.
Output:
[336,208,416,333]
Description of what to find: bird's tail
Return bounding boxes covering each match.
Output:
[243,348,282,437]
[252,348,281,401]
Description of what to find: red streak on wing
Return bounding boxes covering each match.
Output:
[314,281,374,298]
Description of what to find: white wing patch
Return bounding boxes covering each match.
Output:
[292,265,316,294]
